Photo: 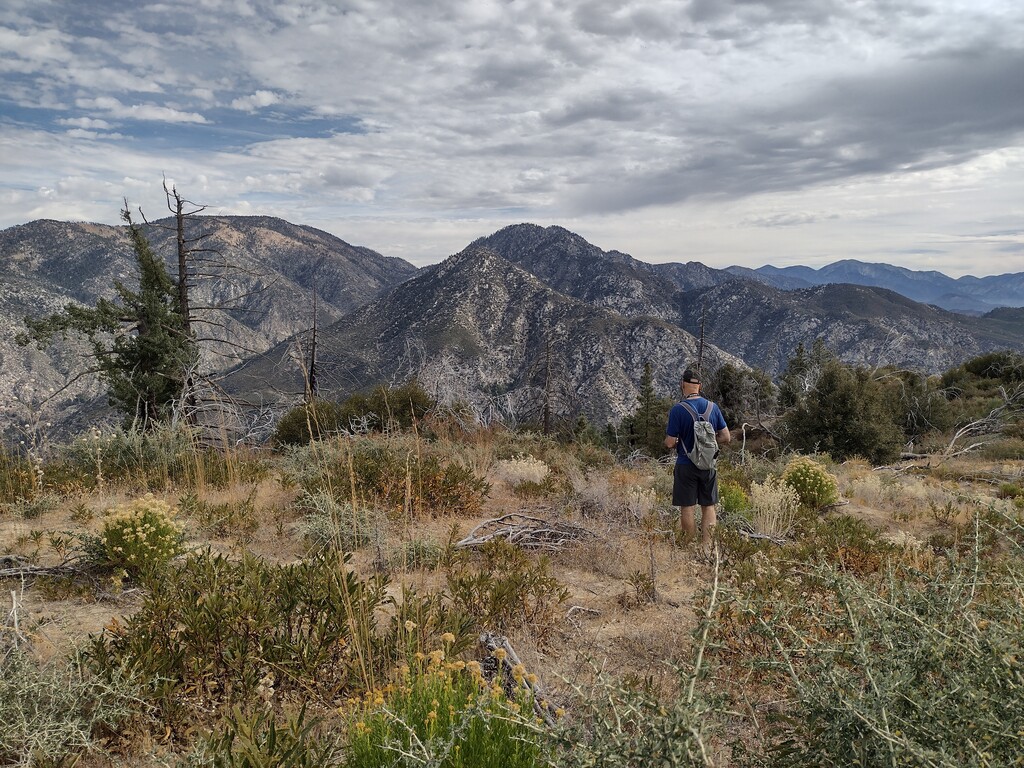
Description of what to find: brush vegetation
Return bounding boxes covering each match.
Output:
[1,350,1023,766]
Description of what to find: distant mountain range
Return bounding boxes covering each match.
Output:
[726,260,1024,314]
[2,217,1022,436]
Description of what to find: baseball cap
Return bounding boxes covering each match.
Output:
[682,368,701,384]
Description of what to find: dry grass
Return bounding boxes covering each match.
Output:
[1,427,1019,767]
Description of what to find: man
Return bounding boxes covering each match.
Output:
[664,368,731,548]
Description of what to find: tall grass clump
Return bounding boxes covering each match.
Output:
[345,647,547,768]
[0,446,35,504]
[748,476,800,540]
[48,424,266,493]
[299,436,489,517]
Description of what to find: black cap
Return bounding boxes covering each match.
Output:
[682,368,701,384]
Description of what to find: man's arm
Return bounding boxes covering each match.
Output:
[716,427,731,444]
[664,434,679,450]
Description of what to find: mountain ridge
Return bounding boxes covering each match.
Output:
[3,216,1023,437]
[728,258,1024,313]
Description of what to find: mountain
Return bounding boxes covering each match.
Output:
[5,216,1024,439]
[464,224,1024,376]
[676,279,1024,373]
[225,245,741,424]
[472,224,734,321]
[0,216,417,436]
[728,259,1024,314]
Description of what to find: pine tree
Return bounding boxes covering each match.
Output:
[19,207,196,428]
[625,362,671,458]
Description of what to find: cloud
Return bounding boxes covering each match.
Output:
[0,0,1022,278]
[230,90,280,111]
[744,212,841,227]
[56,117,113,130]
[75,96,209,124]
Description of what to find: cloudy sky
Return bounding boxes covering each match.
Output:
[1,0,1022,276]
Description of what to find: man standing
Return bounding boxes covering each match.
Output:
[664,369,731,548]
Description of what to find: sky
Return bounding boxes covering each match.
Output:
[1,0,1023,277]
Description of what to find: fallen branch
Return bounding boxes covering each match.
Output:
[456,513,597,552]
[737,529,789,545]
[478,632,558,725]
[0,557,91,581]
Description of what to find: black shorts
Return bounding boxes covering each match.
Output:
[672,462,719,507]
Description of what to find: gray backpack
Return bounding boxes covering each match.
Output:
[679,400,719,470]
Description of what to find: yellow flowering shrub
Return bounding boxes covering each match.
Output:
[100,494,183,577]
[781,456,840,510]
[344,647,546,767]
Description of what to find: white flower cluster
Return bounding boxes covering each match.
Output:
[100,493,184,572]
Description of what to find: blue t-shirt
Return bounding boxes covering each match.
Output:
[666,397,727,466]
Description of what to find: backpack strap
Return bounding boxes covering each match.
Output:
[679,400,700,421]
[679,400,710,422]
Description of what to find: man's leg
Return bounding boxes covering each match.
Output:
[680,505,697,542]
[699,504,717,546]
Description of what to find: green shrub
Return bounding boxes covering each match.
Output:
[981,438,1024,461]
[445,540,568,644]
[84,550,393,729]
[781,358,903,464]
[272,399,345,447]
[204,706,340,768]
[339,380,434,434]
[997,482,1023,500]
[298,490,376,553]
[746,553,1024,767]
[98,494,183,578]
[552,663,718,768]
[345,650,546,768]
[718,480,749,516]
[781,456,839,509]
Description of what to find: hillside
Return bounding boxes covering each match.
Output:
[226,245,742,424]
[0,216,417,436]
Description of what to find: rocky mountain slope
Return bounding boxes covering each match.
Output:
[226,245,740,425]
[466,224,1024,375]
[0,216,417,436]
[676,280,1024,374]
